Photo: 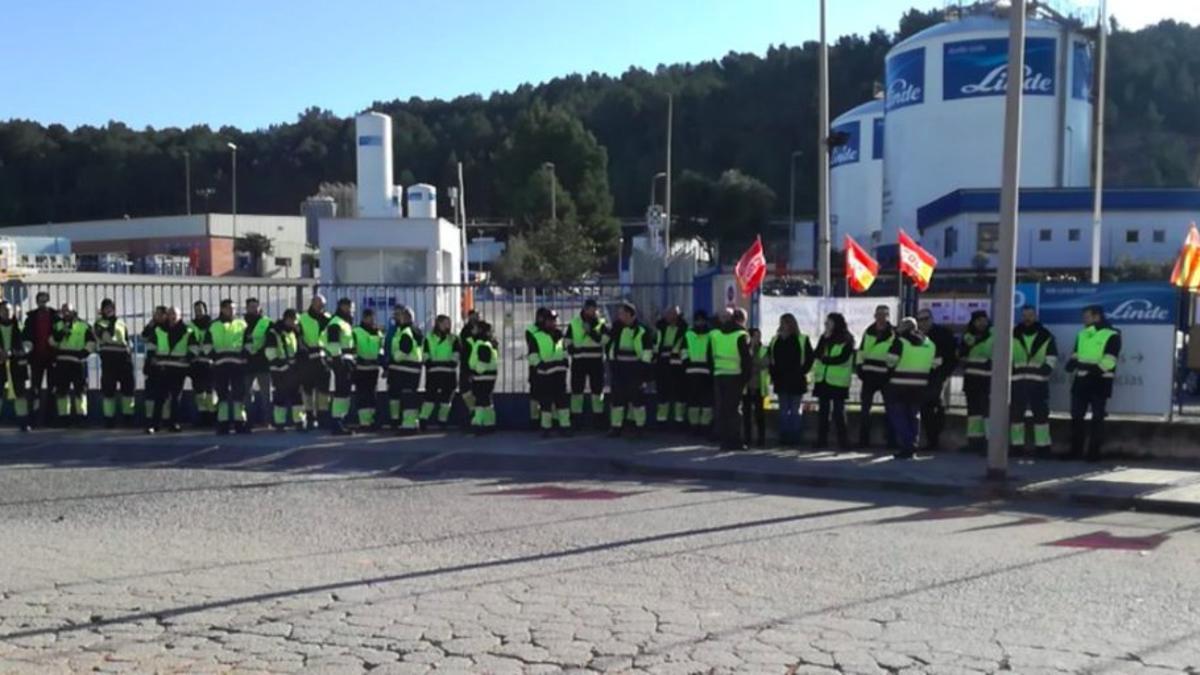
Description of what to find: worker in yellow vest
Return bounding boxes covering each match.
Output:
[654,306,688,427]
[884,317,941,460]
[530,310,571,436]
[297,295,331,431]
[0,301,32,431]
[50,303,96,427]
[1065,305,1121,461]
[264,309,303,431]
[565,299,608,429]
[1011,306,1058,457]
[324,298,357,435]
[468,321,499,433]
[386,305,424,432]
[525,307,551,427]
[958,310,994,454]
[352,308,384,431]
[710,308,752,450]
[94,298,135,428]
[206,299,250,435]
[681,310,714,435]
[812,312,855,450]
[421,314,461,428]
[856,304,896,448]
[243,297,272,427]
[742,328,770,448]
[188,301,216,426]
[607,302,654,437]
[146,306,191,434]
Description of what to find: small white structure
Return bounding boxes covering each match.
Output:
[831,99,885,245]
[355,112,403,218]
[917,188,1200,270]
[406,184,437,219]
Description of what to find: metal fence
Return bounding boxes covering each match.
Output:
[9,280,693,394]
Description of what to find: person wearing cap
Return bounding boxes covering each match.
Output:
[681,310,714,434]
[0,301,32,431]
[94,298,135,428]
[958,310,994,454]
[530,309,571,437]
[187,301,216,426]
[147,306,190,434]
[242,297,272,427]
[297,295,331,430]
[140,305,167,425]
[50,303,96,426]
[710,307,753,450]
[566,299,608,429]
[654,306,688,427]
[1066,304,1121,461]
[205,299,250,435]
[264,309,304,431]
[855,305,896,449]
[916,308,957,451]
[607,301,654,437]
[21,291,57,424]
[525,308,550,427]
[458,310,481,415]
[421,314,461,429]
[352,307,384,431]
[324,298,357,435]
[884,317,941,460]
[1011,305,1058,458]
[468,321,499,433]
[386,305,424,432]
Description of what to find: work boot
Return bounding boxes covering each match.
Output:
[168,423,183,433]
[892,450,915,460]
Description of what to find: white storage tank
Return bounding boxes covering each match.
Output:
[406,184,437,219]
[355,112,399,218]
[880,6,1093,245]
[831,99,885,246]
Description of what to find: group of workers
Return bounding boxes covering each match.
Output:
[0,291,1122,460]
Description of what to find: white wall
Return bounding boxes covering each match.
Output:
[2,215,207,241]
[317,217,461,285]
[921,208,1200,269]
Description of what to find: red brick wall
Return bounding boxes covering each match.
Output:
[72,236,238,276]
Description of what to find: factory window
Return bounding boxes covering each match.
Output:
[1153,229,1166,243]
[1039,229,1052,242]
[333,248,426,284]
[1126,229,1139,243]
[976,222,999,255]
[1068,229,1081,242]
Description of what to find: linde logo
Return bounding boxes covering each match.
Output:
[960,64,1053,96]
[886,48,925,111]
[831,146,859,165]
[1108,299,1169,322]
[888,79,923,106]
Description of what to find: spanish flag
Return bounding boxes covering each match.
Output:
[1170,223,1200,292]
[844,234,879,293]
[898,229,937,291]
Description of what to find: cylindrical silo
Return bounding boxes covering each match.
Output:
[406,184,437,219]
[831,99,885,246]
[355,112,395,217]
[880,7,1093,245]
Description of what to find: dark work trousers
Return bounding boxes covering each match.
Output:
[298,356,330,414]
[271,365,301,427]
[2,358,30,424]
[654,361,686,423]
[424,372,456,418]
[352,366,380,427]
[570,358,605,421]
[741,392,765,447]
[54,358,87,419]
[536,370,569,429]
[963,376,990,451]
[387,370,421,428]
[713,375,745,450]
[609,365,647,429]
[858,375,895,448]
[920,377,948,450]
[29,357,53,420]
[100,354,135,418]
[190,361,213,407]
[885,391,921,453]
[151,368,185,429]
[817,396,848,448]
[243,356,271,423]
[213,361,247,428]
[1011,380,1051,450]
[686,372,714,429]
[1070,389,1108,459]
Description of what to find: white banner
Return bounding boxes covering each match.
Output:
[758,296,900,344]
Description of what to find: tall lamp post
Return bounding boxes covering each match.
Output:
[650,171,667,207]
[1089,0,1108,283]
[227,142,238,246]
[542,161,557,223]
[817,0,832,296]
[986,0,1028,481]
[184,150,192,216]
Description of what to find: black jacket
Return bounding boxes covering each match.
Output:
[925,324,958,382]
[768,332,814,395]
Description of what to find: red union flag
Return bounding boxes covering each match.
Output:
[844,235,879,293]
[898,229,937,291]
[1169,223,1200,291]
[735,236,767,296]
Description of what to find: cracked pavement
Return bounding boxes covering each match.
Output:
[1,460,1199,673]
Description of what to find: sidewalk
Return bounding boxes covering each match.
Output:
[2,428,1200,516]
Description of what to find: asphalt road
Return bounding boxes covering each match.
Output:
[1,462,1198,673]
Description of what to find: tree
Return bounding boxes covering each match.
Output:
[492,218,598,286]
[235,232,274,277]
[673,169,774,262]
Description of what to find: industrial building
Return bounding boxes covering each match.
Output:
[831,99,884,246]
[0,214,308,277]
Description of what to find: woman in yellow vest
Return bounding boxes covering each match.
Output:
[352,308,384,431]
[812,312,855,450]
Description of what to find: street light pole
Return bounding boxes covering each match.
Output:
[227,142,238,243]
[1089,0,1108,283]
[542,162,556,223]
[817,0,832,296]
[664,93,673,263]
[184,150,192,216]
[986,0,1027,482]
[650,172,667,206]
[789,149,802,265]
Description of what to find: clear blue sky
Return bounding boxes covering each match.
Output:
[2,0,1191,130]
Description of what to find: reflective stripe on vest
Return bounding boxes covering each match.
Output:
[711,329,747,376]
[858,330,894,374]
[1012,330,1055,382]
[469,339,498,380]
[298,312,328,357]
[568,315,606,359]
[95,318,130,355]
[325,316,354,359]
[389,326,422,374]
[266,329,298,371]
[155,326,190,367]
[425,332,458,374]
[891,337,936,387]
[246,316,272,355]
[684,330,712,375]
[1074,326,1118,380]
[533,331,567,375]
[352,326,382,368]
[657,324,684,365]
[813,341,852,389]
[210,318,248,365]
[962,331,994,379]
[56,321,91,353]
[614,326,650,364]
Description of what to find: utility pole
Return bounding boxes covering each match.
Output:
[664,93,674,264]
[1089,0,1108,283]
[986,0,1027,481]
[817,0,832,296]
[457,162,468,285]
[184,150,192,215]
[227,142,238,243]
